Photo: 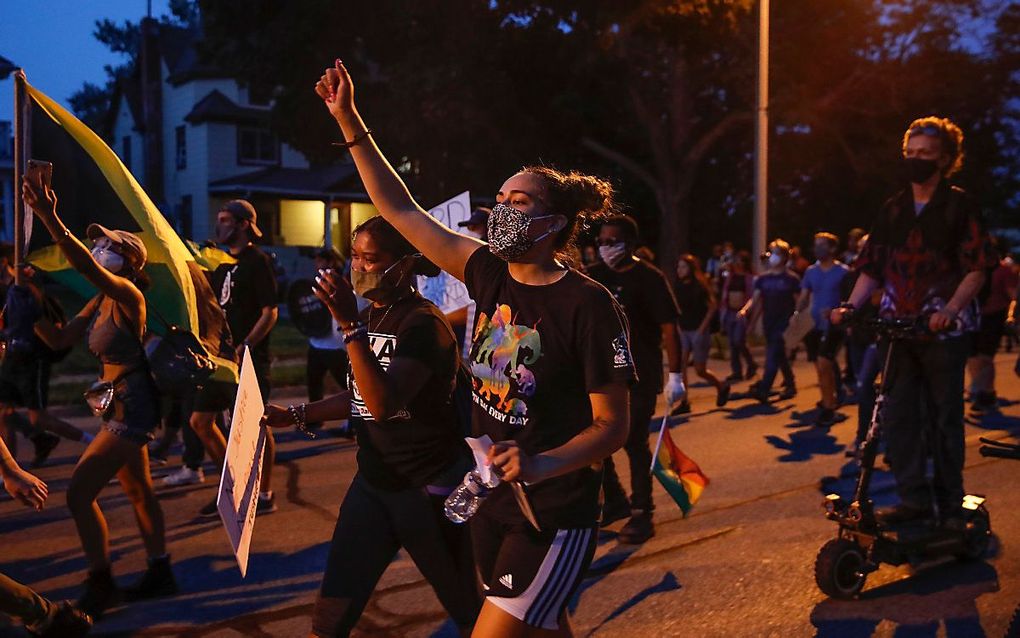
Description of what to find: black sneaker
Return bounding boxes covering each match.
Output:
[745,363,759,379]
[31,432,61,468]
[716,383,731,407]
[618,512,655,544]
[725,373,743,383]
[816,408,838,427]
[256,493,278,516]
[76,569,118,620]
[30,601,93,638]
[198,497,219,519]
[778,385,797,400]
[123,556,178,602]
[671,400,692,416]
[748,384,770,404]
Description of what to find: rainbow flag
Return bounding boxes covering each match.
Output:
[650,417,709,516]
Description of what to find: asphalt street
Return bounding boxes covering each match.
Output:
[1,352,1018,637]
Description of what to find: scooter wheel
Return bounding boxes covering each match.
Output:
[815,539,867,599]
[959,510,991,560]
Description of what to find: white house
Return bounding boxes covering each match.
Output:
[107,20,378,263]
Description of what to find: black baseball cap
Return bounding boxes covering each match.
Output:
[220,199,263,238]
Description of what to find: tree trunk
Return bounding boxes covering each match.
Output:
[655,186,689,285]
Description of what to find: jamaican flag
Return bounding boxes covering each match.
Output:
[650,417,710,516]
[19,77,237,383]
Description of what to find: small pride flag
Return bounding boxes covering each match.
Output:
[650,417,709,516]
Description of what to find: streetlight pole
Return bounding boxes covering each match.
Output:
[753,0,769,268]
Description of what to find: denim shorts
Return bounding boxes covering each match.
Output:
[680,330,711,365]
[102,369,161,445]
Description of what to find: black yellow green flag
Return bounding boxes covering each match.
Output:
[21,78,237,382]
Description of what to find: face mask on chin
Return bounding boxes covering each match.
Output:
[486,203,559,262]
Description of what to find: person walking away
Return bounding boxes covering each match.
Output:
[586,214,684,544]
[0,259,91,466]
[832,116,996,528]
[740,240,799,403]
[795,232,850,426]
[674,255,731,412]
[24,179,177,618]
[265,216,480,637]
[967,249,1017,414]
[719,251,757,381]
[208,199,278,515]
[315,58,634,637]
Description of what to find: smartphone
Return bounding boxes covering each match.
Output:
[26,159,53,188]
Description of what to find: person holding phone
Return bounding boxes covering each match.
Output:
[22,177,177,619]
[314,59,633,637]
[264,216,479,637]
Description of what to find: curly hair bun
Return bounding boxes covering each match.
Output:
[521,166,616,251]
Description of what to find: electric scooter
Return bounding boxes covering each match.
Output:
[814,316,991,600]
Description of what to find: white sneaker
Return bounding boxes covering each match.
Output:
[163,466,205,487]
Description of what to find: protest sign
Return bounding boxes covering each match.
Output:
[217,347,266,577]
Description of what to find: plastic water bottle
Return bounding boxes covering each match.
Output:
[444,470,501,523]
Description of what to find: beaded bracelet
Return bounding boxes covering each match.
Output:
[287,403,316,439]
[343,325,368,344]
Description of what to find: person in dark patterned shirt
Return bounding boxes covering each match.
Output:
[832,116,997,529]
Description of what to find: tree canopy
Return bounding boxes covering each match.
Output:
[78,0,1020,261]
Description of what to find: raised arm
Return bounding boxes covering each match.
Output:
[22,179,143,311]
[316,61,483,282]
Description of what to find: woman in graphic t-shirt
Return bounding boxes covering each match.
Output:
[314,60,634,637]
[264,216,479,637]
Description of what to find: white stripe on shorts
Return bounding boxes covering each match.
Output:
[486,527,593,631]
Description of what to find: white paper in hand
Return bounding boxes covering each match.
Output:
[465,435,494,483]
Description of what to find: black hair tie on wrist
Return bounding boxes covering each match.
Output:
[332,129,372,149]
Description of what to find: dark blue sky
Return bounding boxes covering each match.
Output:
[0,0,171,123]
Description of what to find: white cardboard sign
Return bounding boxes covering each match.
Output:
[217,346,266,577]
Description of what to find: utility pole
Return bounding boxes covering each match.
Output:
[13,69,26,285]
[753,0,769,268]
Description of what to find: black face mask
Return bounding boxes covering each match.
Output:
[903,157,939,184]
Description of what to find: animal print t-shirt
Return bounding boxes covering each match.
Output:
[463,247,635,529]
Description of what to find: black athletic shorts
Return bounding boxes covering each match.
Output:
[805,327,844,361]
[0,354,50,410]
[192,380,237,413]
[471,509,598,630]
[972,309,1006,357]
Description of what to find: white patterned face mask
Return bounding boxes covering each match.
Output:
[486,203,559,262]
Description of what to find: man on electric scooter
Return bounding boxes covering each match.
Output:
[832,116,997,530]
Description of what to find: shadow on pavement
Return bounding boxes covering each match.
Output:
[724,401,793,421]
[765,428,845,462]
[809,559,999,637]
[585,572,681,636]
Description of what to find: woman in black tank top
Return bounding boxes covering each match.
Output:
[23,178,176,620]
